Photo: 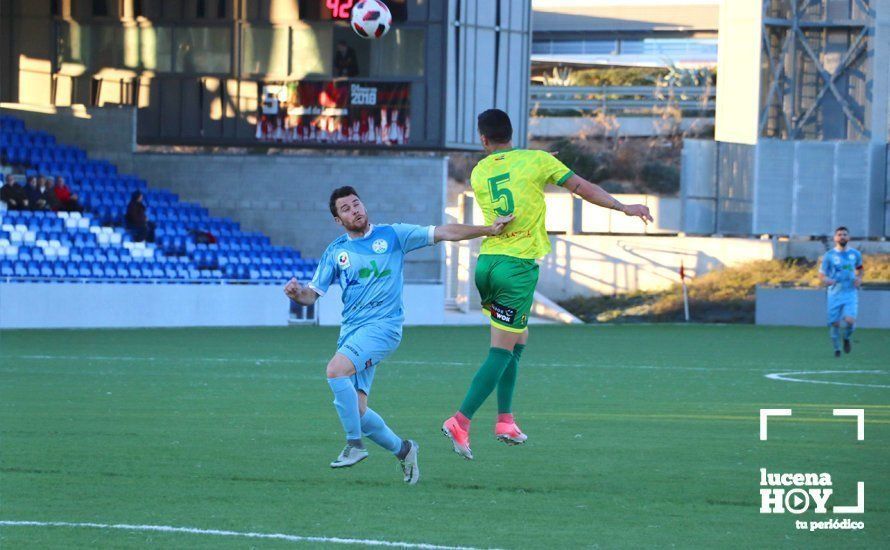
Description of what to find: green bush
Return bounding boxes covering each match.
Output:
[639,162,680,195]
[551,139,611,183]
[570,67,667,87]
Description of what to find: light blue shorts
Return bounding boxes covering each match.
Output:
[827,292,858,325]
[336,323,402,395]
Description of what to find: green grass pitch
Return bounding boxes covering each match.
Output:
[1,325,888,548]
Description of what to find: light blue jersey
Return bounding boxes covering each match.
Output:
[820,248,862,296]
[309,223,435,331]
[309,223,435,391]
[820,247,862,324]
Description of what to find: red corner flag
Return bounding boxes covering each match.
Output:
[680,261,689,322]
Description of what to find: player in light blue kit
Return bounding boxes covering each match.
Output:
[284,186,512,484]
[819,226,864,357]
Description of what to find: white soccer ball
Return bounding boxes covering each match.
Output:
[350,0,392,40]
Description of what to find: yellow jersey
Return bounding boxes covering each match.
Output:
[470,148,573,259]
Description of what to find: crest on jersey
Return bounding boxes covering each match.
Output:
[372,238,388,254]
[337,251,351,269]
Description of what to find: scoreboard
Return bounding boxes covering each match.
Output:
[298,0,408,21]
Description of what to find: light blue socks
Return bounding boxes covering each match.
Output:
[328,377,362,443]
[844,324,855,340]
[361,408,402,454]
[829,325,841,351]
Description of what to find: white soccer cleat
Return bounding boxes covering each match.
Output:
[330,444,369,468]
[399,440,420,485]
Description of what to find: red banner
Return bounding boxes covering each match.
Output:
[256,81,411,146]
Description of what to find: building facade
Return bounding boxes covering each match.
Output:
[0,0,531,150]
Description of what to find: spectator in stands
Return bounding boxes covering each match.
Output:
[1,174,29,210]
[126,191,156,243]
[25,176,49,211]
[334,40,359,78]
[191,228,217,245]
[41,176,62,211]
[53,176,83,212]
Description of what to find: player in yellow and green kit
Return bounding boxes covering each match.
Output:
[442,109,654,459]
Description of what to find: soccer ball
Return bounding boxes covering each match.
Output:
[350,0,392,39]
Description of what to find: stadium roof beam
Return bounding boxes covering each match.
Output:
[759,0,876,141]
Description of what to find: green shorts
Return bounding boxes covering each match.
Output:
[475,254,539,333]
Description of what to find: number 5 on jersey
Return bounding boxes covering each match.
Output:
[488,173,514,216]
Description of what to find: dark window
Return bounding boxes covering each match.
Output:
[92,0,111,16]
[196,0,227,18]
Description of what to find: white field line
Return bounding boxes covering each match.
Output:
[4,354,753,372]
[0,520,495,550]
[765,370,890,389]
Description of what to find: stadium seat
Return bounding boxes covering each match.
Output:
[1,117,315,284]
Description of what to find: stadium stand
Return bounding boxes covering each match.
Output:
[0,114,316,283]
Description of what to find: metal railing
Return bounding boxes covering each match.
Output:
[529,85,716,116]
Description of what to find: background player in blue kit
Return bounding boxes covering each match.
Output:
[819,226,864,357]
[284,186,513,484]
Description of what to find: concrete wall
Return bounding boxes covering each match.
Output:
[538,235,777,300]
[0,103,448,280]
[535,236,890,300]
[0,282,290,328]
[0,281,446,329]
[681,138,718,233]
[446,0,531,149]
[714,0,762,145]
[756,287,890,328]
[680,137,889,237]
[129,153,448,279]
[465,190,682,235]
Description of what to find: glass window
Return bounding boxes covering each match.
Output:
[583,40,617,55]
[531,41,552,55]
[58,21,90,66]
[372,28,424,77]
[242,26,290,76]
[92,0,113,16]
[140,26,173,71]
[551,40,584,55]
[90,26,124,68]
[332,28,370,77]
[620,40,644,55]
[291,23,332,79]
[196,0,227,18]
[174,27,231,73]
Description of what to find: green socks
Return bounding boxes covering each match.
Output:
[497,344,525,414]
[459,347,514,419]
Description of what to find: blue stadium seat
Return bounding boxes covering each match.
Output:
[3,117,316,284]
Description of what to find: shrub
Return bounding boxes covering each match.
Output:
[639,161,679,195]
